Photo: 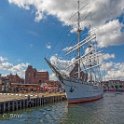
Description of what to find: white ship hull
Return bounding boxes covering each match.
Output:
[60,78,103,104]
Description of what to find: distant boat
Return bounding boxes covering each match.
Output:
[45,0,103,104]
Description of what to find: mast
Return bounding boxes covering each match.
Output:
[77,0,81,78]
[89,44,93,81]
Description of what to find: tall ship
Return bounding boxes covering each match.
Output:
[45,1,103,104]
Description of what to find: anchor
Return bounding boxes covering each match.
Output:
[69,87,74,93]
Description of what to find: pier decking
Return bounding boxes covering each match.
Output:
[0,93,66,114]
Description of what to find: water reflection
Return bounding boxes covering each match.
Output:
[0,93,124,124]
[63,92,124,124]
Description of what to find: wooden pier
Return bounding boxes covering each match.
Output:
[0,93,66,114]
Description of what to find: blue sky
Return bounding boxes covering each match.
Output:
[0,1,68,68]
[0,0,124,80]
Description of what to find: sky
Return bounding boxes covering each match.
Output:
[0,0,124,80]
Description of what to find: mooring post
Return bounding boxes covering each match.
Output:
[39,98,41,106]
[16,100,18,110]
[42,95,44,105]
[12,101,14,111]
[8,101,10,111]
[0,103,3,114]
[3,102,6,113]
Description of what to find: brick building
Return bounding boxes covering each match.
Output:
[25,65,49,84]
[0,75,10,92]
[7,73,24,83]
[0,66,62,93]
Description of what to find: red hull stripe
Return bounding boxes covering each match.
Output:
[68,95,103,104]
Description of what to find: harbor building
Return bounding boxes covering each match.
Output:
[102,80,124,91]
[7,73,24,83]
[0,75,10,93]
[0,66,61,93]
[10,80,61,93]
[25,65,49,84]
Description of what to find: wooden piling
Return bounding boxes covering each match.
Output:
[0,94,66,114]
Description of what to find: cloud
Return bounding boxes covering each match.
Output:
[95,20,124,47]
[101,62,113,71]
[102,62,124,80]
[99,54,124,80]
[0,56,29,78]
[99,53,115,63]
[49,73,57,80]
[8,0,124,48]
[0,56,7,63]
[46,43,52,49]
[35,10,43,22]
[44,0,124,28]
[50,55,75,79]
[8,0,43,22]
[50,55,75,75]
[8,0,124,25]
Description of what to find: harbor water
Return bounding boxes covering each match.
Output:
[0,92,124,124]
